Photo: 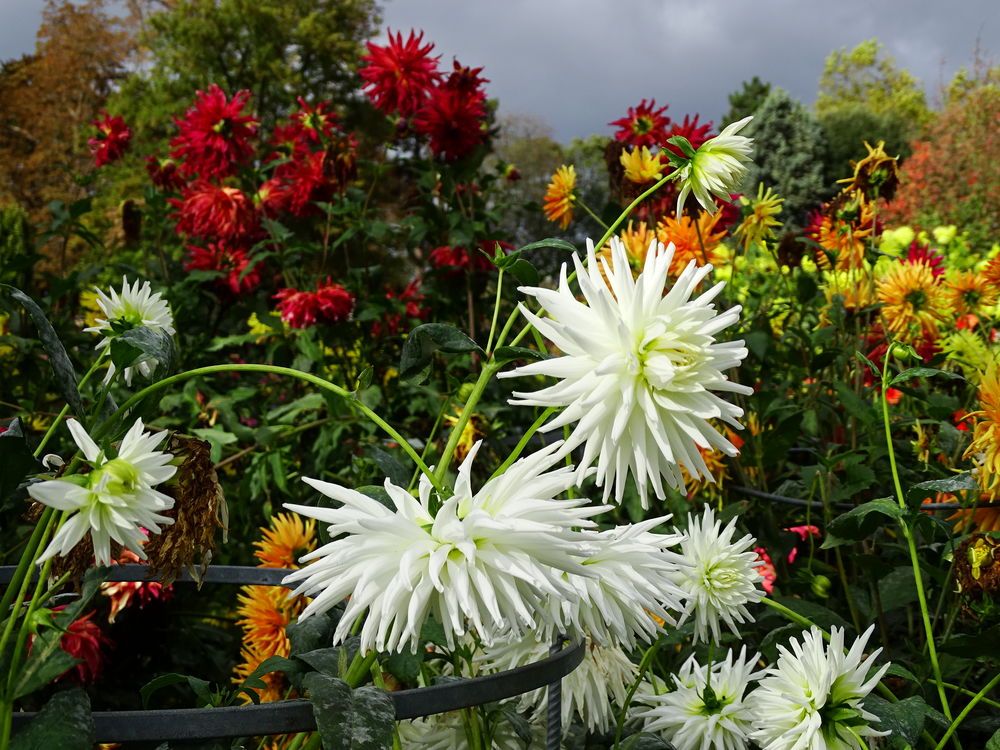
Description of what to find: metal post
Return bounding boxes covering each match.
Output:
[546,635,565,750]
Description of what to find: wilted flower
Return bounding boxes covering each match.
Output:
[748,626,889,750]
[504,238,750,506]
[88,111,131,167]
[610,98,671,149]
[543,165,576,230]
[29,418,176,566]
[84,277,176,385]
[837,140,900,202]
[636,647,762,750]
[672,507,764,642]
[670,116,754,216]
[170,84,258,179]
[282,441,606,653]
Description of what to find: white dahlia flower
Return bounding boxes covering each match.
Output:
[547,517,687,649]
[30,418,176,566]
[635,647,762,750]
[748,625,889,750]
[283,441,606,654]
[673,507,764,643]
[480,633,637,735]
[503,237,750,507]
[85,276,175,385]
[673,115,754,216]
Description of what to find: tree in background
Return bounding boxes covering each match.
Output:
[815,39,931,184]
[0,0,133,247]
[721,76,771,127]
[741,88,827,231]
[884,61,1000,253]
[109,0,380,141]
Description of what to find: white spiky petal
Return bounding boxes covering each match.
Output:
[502,237,751,507]
[480,633,637,734]
[748,625,890,750]
[85,276,175,385]
[282,441,610,654]
[674,115,755,215]
[30,418,176,566]
[673,507,765,643]
[635,647,762,750]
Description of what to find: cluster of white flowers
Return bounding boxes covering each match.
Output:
[636,628,887,750]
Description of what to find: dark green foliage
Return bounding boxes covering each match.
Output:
[722,75,771,126]
[818,103,913,185]
[741,88,828,229]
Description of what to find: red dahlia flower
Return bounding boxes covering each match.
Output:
[412,73,488,160]
[609,99,671,149]
[361,29,441,117]
[274,278,355,329]
[170,84,258,179]
[145,155,187,192]
[269,99,342,160]
[172,182,259,243]
[372,279,429,337]
[31,608,111,684]
[662,114,715,159]
[429,241,511,275]
[101,549,173,623]
[88,111,131,167]
[184,241,261,295]
[904,240,946,278]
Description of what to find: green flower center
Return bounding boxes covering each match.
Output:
[632,116,654,135]
[95,457,141,496]
[904,289,927,308]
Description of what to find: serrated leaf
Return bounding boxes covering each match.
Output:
[0,284,82,416]
[890,367,966,387]
[10,687,94,750]
[303,673,394,750]
[516,238,577,254]
[399,324,482,383]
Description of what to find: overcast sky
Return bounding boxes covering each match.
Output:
[3,0,996,143]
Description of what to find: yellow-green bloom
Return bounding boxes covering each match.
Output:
[735,183,783,251]
[671,116,754,216]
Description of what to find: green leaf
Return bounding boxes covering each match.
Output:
[0,284,82,416]
[10,688,94,750]
[744,330,770,361]
[492,346,547,365]
[507,258,539,287]
[303,673,395,750]
[368,446,408,488]
[238,655,302,704]
[877,566,919,612]
[890,367,966,387]
[619,732,673,749]
[516,238,577,254]
[822,498,903,547]
[355,367,373,392]
[833,380,876,427]
[109,326,176,377]
[769,597,851,631]
[287,609,340,656]
[297,646,344,678]
[1,417,38,502]
[855,350,882,380]
[666,134,697,158]
[385,650,423,685]
[987,726,1000,750]
[399,324,482,384]
[907,473,978,501]
[140,672,213,709]
[864,694,927,746]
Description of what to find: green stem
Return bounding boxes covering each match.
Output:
[880,344,955,731]
[573,196,610,231]
[0,507,54,623]
[485,269,505,356]
[613,639,663,749]
[344,650,378,688]
[96,363,445,495]
[760,596,826,636]
[489,407,557,481]
[930,679,1000,709]
[933,671,1000,750]
[433,361,502,485]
